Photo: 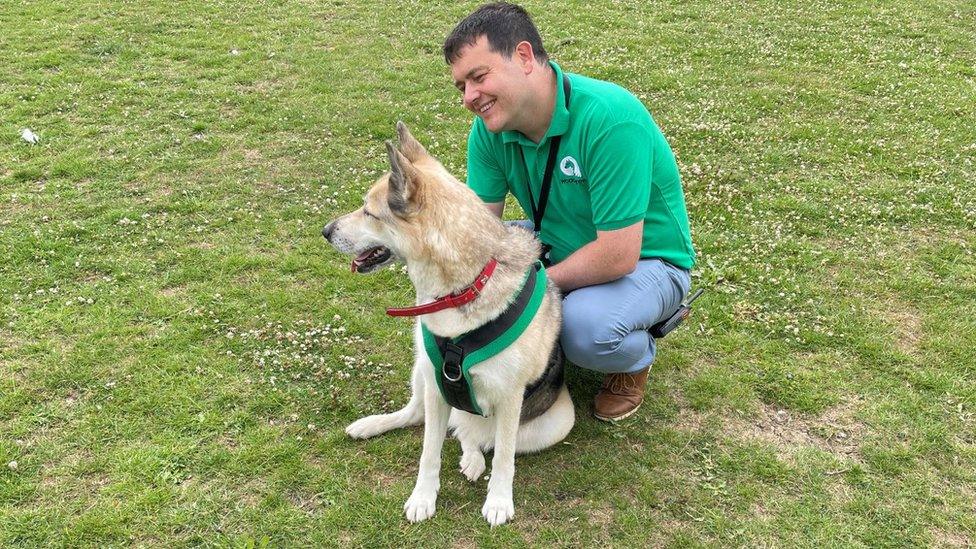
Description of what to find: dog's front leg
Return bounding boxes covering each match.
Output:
[403,379,451,523]
[482,392,523,526]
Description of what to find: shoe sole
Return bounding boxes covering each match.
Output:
[593,402,642,422]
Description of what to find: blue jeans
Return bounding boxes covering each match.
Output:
[561,258,690,374]
[507,220,691,374]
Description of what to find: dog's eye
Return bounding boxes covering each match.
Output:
[363,209,378,220]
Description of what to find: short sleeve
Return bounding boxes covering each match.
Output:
[586,121,653,230]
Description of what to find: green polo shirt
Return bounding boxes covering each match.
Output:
[466,61,695,269]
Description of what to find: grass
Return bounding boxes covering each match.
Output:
[1,0,974,546]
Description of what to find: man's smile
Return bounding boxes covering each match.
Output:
[478,100,496,114]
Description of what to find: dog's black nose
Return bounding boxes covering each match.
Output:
[322,221,336,241]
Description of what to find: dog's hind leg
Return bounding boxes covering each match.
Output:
[515,385,575,453]
[452,414,489,482]
[482,392,523,526]
[458,435,487,483]
[346,359,425,439]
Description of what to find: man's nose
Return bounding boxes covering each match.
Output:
[463,85,480,108]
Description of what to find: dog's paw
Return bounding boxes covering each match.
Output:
[345,415,389,439]
[404,490,437,523]
[459,451,486,482]
[481,495,515,526]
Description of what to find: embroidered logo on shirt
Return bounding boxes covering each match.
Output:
[559,156,582,178]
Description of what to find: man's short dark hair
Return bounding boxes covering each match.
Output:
[443,2,548,65]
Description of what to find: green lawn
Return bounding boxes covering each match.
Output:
[2,0,974,546]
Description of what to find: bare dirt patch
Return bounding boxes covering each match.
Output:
[826,478,854,506]
[517,496,614,546]
[238,478,269,507]
[372,469,399,490]
[584,498,615,529]
[39,447,107,500]
[243,149,263,164]
[731,400,865,463]
[873,300,923,356]
[450,539,478,549]
[931,529,972,548]
[676,397,867,464]
[0,327,27,353]
[750,501,773,522]
[160,284,187,298]
[288,489,329,514]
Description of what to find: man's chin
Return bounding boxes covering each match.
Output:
[481,115,507,134]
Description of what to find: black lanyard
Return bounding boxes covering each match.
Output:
[519,73,572,233]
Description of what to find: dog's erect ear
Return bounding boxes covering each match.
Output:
[396,121,429,163]
[385,140,420,216]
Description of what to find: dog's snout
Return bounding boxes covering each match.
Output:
[322,221,336,241]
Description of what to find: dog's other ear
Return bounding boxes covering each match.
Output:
[385,140,420,216]
[396,121,429,163]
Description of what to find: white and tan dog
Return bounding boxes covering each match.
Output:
[322,122,574,526]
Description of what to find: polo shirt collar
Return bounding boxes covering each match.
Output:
[501,61,570,146]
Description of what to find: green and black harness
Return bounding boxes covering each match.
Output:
[387,261,563,419]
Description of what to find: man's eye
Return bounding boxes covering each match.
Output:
[473,73,485,83]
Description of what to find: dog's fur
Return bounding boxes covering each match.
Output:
[322,122,574,525]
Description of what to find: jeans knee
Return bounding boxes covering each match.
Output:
[560,331,600,369]
[561,312,600,364]
[560,317,649,374]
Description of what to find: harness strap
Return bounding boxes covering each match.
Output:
[423,262,547,416]
[520,343,564,422]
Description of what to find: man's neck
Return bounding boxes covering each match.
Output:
[522,64,557,144]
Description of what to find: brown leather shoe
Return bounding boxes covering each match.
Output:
[593,367,650,421]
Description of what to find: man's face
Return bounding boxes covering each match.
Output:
[450,36,530,134]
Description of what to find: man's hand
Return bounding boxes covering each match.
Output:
[547,221,643,292]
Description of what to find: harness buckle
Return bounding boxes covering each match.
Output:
[442,342,465,382]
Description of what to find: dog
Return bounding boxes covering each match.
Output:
[322,122,574,526]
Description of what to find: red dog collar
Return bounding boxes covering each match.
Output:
[386,259,498,317]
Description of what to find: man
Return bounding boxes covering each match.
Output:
[444,2,695,421]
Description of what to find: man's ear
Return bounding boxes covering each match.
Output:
[385,140,420,216]
[514,41,536,72]
[396,121,429,163]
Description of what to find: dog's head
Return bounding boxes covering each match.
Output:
[322,122,452,273]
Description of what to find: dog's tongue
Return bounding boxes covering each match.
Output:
[351,249,373,273]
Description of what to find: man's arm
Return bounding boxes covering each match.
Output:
[547,220,643,292]
[546,116,654,292]
[484,201,504,218]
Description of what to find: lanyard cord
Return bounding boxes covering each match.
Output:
[518,73,572,233]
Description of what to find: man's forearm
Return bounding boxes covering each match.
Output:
[546,222,643,292]
[484,201,505,218]
[547,241,635,292]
